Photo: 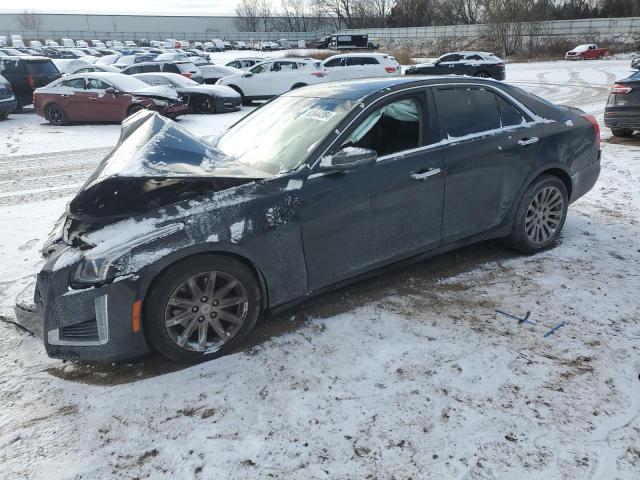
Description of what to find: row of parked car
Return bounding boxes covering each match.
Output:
[0,35,305,53]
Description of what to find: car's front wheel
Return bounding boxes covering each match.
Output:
[195,95,215,114]
[45,104,68,126]
[474,71,490,78]
[505,175,568,254]
[144,255,262,363]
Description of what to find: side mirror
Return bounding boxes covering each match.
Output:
[105,87,116,94]
[243,72,253,78]
[318,147,377,172]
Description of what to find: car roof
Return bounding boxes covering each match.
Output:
[283,76,506,101]
[330,52,391,58]
[447,51,494,56]
[0,55,51,62]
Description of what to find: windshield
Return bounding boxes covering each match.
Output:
[216,95,355,175]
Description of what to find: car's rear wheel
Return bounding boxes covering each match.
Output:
[45,104,68,126]
[0,112,7,120]
[474,71,490,78]
[611,128,634,138]
[144,255,262,363]
[504,175,568,254]
[127,104,145,117]
[291,83,308,90]
[195,95,215,114]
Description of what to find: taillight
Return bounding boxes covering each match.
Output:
[310,71,326,77]
[181,72,193,79]
[26,74,35,88]
[385,66,397,73]
[583,114,601,147]
[611,83,631,94]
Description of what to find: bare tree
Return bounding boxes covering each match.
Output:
[17,10,42,31]
[234,0,261,31]
[483,0,534,56]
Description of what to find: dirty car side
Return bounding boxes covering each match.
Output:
[33,77,601,361]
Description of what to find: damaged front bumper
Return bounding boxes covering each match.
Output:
[25,245,150,362]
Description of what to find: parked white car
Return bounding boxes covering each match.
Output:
[216,58,327,104]
[225,57,273,71]
[52,59,93,75]
[322,53,401,81]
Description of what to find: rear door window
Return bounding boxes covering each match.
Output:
[439,54,463,63]
[86,78,111,90]
[61,78,86,89]
[433,86,502,138]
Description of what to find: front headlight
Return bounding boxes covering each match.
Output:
[152,98,169,107]
[70,223,184,286]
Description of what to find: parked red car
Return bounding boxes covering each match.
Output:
[565,44,607,60]
[33,72,188,125]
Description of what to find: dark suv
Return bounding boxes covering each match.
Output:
[0,56,61,109]
[120,61,204,84]
[604,71,640,138]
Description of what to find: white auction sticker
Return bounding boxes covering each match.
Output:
[300,109,337,122]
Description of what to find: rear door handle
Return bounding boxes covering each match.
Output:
[518,137,539,146]
[411,168,441,180]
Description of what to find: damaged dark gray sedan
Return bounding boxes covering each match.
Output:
[33,77,601,363]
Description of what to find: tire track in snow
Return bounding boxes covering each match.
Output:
[0,147,109,206]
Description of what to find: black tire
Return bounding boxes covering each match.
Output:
[45,103,68,126]
[0,112,7,120]
[290,83,308,90]
[474,71,490,78]
[611,128,634,138]
[194,95,216,114]
[144,255,262,363]
[504,174,568,254]
[127,104,145,117]
[228,85,250,106]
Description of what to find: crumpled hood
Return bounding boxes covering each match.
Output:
[68,110,269,223]
[129,84,179,100]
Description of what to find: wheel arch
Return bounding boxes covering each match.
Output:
[141,248,270,316]
[291,82,308,90]
[534,167,573,199]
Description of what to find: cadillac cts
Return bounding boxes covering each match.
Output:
[34,77,601,363]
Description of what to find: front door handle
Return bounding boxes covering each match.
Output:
[518,137,539,146]
[411,168,441,181]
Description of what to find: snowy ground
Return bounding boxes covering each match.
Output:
[0,59,639,479]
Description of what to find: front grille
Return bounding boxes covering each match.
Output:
[60,320,99,342]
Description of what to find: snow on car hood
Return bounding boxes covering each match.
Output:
[188,84,240,98]
[131,84,179,100]
[67,110,269,222]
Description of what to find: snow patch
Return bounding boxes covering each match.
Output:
[285,179,303,191]
[230,220,245,243]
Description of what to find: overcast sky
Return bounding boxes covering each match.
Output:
[0,1,248,16]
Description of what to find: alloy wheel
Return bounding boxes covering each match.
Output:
[197,97,213,113]
[525,186,564,245]
[164,271,249,352]
[48,107,64,125]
